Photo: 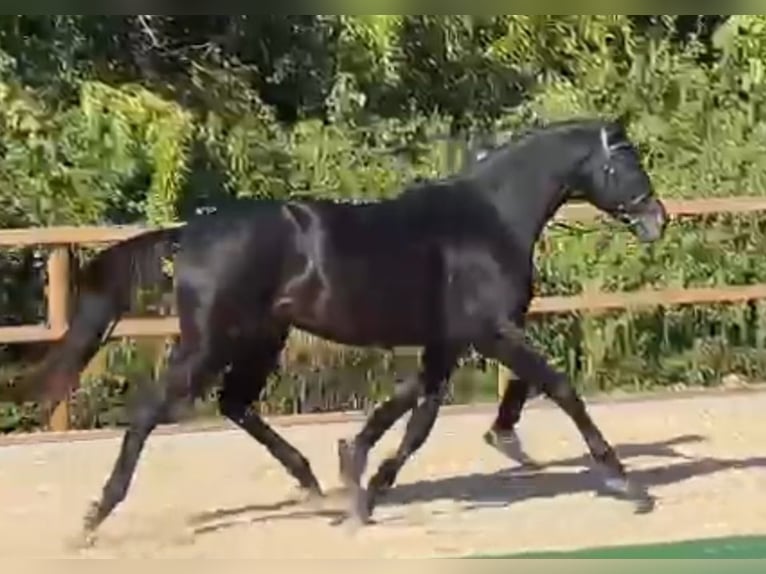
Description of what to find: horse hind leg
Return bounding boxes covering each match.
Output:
[483,315,542,468]
[363,343,459,517]
[217,330,322,500]
[338,343,459,525]
[337,372,421,525]
[80,339,214,543]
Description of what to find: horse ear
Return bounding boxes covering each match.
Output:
[614,111,631,130]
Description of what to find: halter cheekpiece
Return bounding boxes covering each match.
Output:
[599,127,650,220]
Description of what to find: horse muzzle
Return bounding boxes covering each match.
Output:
[627,196,667,243]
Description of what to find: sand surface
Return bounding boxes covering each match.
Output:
[1,391,765,558]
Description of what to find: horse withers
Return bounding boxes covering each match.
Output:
[20,117,666,540]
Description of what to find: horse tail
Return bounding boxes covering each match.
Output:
[11,226,183,406]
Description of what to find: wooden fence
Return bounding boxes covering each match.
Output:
[3,196,766,431]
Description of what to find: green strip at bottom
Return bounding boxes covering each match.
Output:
[473,535,766,559]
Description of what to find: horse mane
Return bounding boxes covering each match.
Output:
[284,117,628,207]
[474,117,626,164]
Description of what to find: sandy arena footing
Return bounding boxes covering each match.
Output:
[1,391,765,558]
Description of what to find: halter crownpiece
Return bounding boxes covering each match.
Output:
[600,127,611,158]
[601,126,632,154]
[600,126,633,177]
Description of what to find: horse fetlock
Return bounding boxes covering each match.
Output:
[369,457,400,495]
[291,483,325,510]
[295,467,323,497]
[337,438,367,489]
[592,446,625,475]
[592,455,645,503]
[601,474,631,495]
[287,450,316,480]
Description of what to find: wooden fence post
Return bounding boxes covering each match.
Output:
[46,246,71,431]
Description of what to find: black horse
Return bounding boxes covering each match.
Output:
[23,117,667,540]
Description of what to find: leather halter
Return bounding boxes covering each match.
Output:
[599,127,651,223]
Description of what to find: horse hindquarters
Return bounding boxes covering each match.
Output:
[80,207,298,540]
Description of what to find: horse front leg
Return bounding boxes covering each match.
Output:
[483,313,543,468]
[478,320,655,514]
[484,377,544,468]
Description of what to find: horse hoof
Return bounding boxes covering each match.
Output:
[483,428,543,469]
[81,500,102,534]
[81,529,98,549]
[73,502,100,551]
[624,481,656,515]
[597,475,656,514]
[348,491,373,529]
[602,476,632,496]
[633,492,656,515]
[346,514,372,532]
[291,484,324,508]
[332,485,373,530]
[369,474,394,497]
[66,528,97,551]
[304,488,326,510]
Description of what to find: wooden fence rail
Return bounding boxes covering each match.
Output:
[3,196,766,431]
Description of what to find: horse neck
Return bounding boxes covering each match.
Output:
[469,132,591,258]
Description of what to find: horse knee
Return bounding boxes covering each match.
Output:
[217,391,250,423]
[540,376,590,422]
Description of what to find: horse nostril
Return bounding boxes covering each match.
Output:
[647,197,668,229]
[657,203,668,229]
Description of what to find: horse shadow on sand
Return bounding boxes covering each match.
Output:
[188,433,766,535]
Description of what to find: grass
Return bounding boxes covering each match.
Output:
[471,535,766,559]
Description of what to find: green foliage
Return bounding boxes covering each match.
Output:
[79,82,194,224]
